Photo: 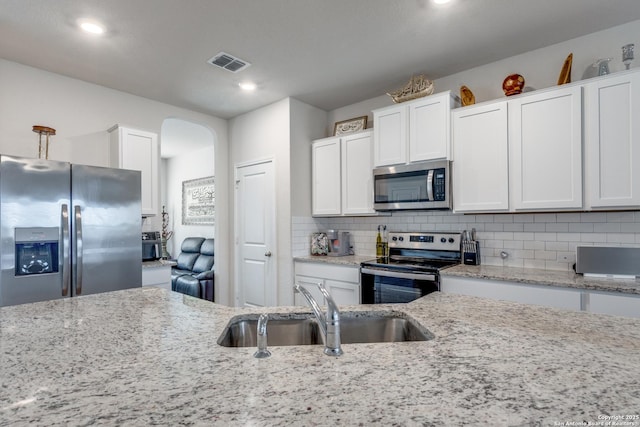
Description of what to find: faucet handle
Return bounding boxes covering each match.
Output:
[253,313,271,359]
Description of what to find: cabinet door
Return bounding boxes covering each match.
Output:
[109,126,159,216]
[294,275,325,306]
[440,276,582,311]
[341,131,375,215]
[584,71,640,209]
[509,86,583,210]
[325,280,360,305]
[587,292,640,318]
[312,138,341,216]
[373,105,406,166]
[409,93,451,162]
[452,102,509,212]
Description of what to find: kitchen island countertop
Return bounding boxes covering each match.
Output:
[1,288,639,426]
[293,254,374,267]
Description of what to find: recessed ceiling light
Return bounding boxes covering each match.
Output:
[79,20,105,35]
[433,0,451,4]
[239,82,257,91]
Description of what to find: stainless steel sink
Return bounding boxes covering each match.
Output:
[217,311,433,347]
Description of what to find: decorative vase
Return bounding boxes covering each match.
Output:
[502,74,525,96]
[161,237,171,260]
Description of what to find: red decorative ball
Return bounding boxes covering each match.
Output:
[502,74,525,96]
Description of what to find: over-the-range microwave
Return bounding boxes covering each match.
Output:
[373,160,451,211]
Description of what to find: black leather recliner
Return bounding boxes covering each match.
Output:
[171,237,215,301]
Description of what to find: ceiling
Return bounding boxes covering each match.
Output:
[1,1,640,122]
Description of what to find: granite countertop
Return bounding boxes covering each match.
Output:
[1,288,639,426]
[142,259,177,268]
[294,254,374,267]
[442,264,640,295]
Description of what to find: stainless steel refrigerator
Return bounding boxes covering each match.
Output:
[0,155,142,307]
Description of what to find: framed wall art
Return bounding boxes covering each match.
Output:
[182,176,215,225]
[333,115,368,136]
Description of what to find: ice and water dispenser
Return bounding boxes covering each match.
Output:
[14,227,59,276]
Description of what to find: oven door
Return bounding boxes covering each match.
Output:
[361,267,439,304]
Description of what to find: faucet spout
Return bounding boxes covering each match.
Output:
[294,282,343,357]
[253,313,271,359]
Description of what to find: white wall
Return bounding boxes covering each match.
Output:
[164,144,215,259]
[229,98,326,306]
[229,98,291,306]
[0,59,232,304]
[327,19,640,132]
[290,98,328,217]
[296,19,640,272]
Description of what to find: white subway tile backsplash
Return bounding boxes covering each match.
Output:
[594,223,622,233]
[534,213,557,223]
[569,223,594,232]
[524,240,545,251]
[292,209,640,272]
[545,241,568,251]
[513,214,535,223]
[606,211,635,222]
[556,213,581,222]
[545,223,569,232]
[523,223,546,232]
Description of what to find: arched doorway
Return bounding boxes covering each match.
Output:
[160,118,216,291]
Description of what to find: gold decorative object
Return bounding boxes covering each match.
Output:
[460,85,475,106]
[557,53,573,85]
[387,75,434,103]
[333,116,368,136]
[32,125,56,159]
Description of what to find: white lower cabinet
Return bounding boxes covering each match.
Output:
[440,276,582,311]
[142,265,171,291]
[294,261,360,306]
[441,275,640,318]
[586,292,640,318]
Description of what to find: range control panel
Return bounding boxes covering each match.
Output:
[388,232,461,251]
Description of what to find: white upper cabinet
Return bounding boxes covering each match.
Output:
[312,130,376,216]
[373,105,406,166]
[373,91,458,167]
[452,102,509,212]
[312,137,342,216]
[341,131,375,215]
[508,85,583,211]
[108,125,159,216]
[584,70,640,209]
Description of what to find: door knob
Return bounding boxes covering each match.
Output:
[265,251,272,257]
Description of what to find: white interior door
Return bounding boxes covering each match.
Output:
[235,160,276,307]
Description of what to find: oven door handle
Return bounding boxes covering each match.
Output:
[361,267,435,282]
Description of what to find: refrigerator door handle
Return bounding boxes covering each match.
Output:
[74,205,83,295]
[61,204,70,296]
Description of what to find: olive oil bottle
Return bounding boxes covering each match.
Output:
[376,225,383,259]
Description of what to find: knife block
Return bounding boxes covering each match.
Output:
[463,242,481,265]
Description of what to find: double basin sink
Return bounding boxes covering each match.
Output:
[218,310,434,347]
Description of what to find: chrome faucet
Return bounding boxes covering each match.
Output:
[294,282,343,356]
[253,313,271,359]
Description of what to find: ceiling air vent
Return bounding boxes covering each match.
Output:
[207,52,251,73]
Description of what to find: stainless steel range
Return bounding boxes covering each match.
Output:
[361,231,461,304]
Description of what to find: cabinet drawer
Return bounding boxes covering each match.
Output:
[294,262,360,283]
